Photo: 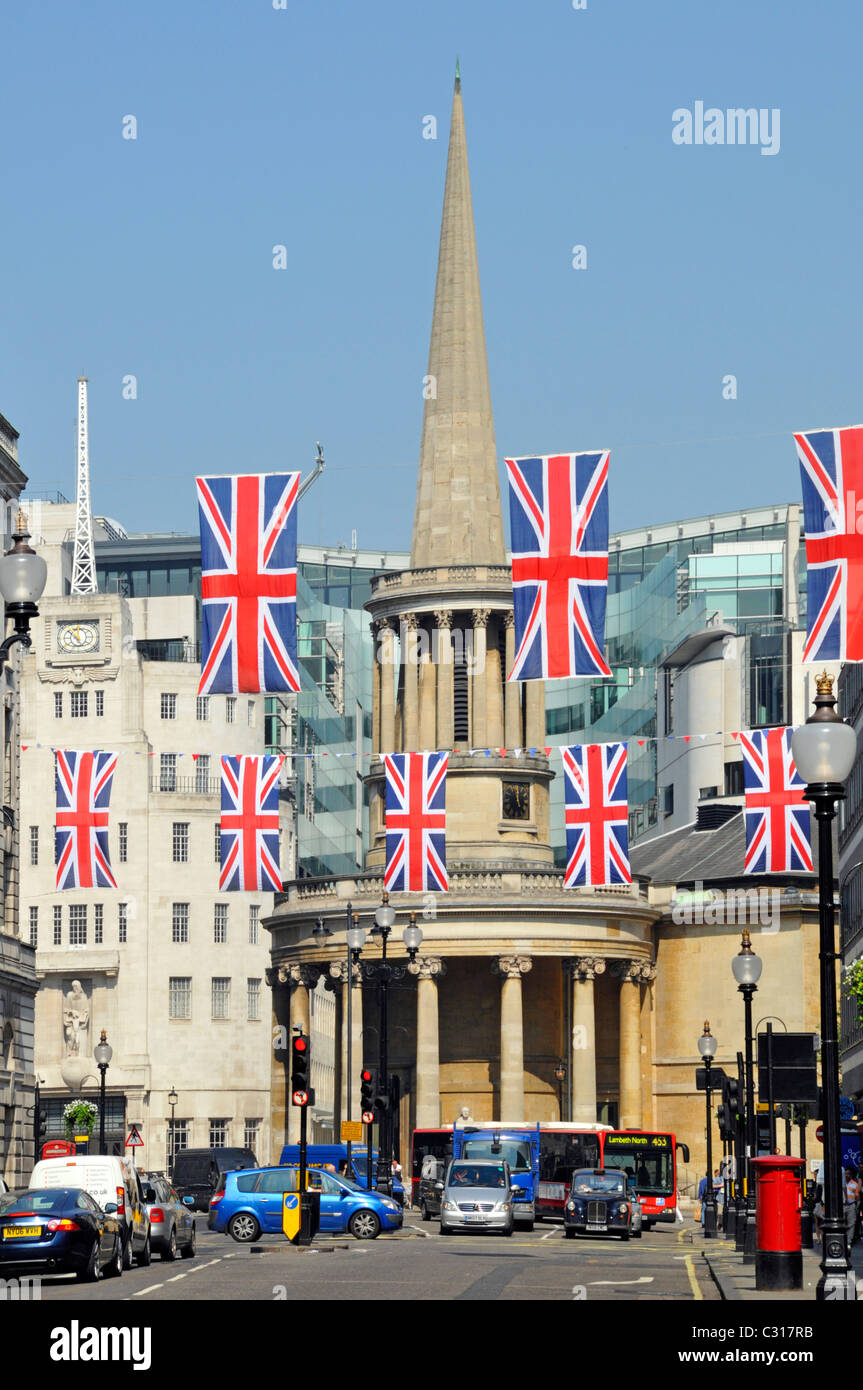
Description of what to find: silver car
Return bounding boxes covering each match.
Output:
[139,1173,196,1261]
[439,1160,514,1236]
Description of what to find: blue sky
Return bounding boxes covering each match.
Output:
[3,1,861,548]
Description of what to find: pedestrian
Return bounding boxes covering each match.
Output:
[696,1173,708,1226]
[844,1167,861,1249]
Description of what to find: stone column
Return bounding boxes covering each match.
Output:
[379,621,396,754]
[409,956,445,1128]
[639,965,657,1129]
[331,961,363,1125]
[434,611,453,750]
[471,609,489,748]
[266,966,292,1163]
[370,620,383,755]
[418,624,437,752]
[616,961,649,1130]
[570,956,605,1124]
[486,617,504,748]
[525,679,545,751]
[324,973,342,1136]
[503,612,521,748]
[495,955,532,1120]
[401,612,420,751]
[287,965,317,1143]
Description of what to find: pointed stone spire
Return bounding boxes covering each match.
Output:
[410,69,505,568]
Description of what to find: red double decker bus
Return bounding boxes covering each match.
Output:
[536,1124,689,1228]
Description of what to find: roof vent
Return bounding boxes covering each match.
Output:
[695,802,742,831]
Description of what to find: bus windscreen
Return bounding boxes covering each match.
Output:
[461,1139,532,1172]
[603,1134,674,1196]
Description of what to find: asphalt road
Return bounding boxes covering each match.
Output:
[31,1216,719,1303]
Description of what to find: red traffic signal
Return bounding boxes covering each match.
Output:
[293,1037,308,1053]
[291,1032,310,1106]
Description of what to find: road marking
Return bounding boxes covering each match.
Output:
[166,1274,187,1282]
[540,1227,560,1240]
[683,1253,703,1300]
[588,1276,654,1286]
[132,1283,164,1296]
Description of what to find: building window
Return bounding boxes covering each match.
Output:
[29,905,38,947]
[195,754,210,794]
[211,978,230,1020]
[95,689,104,717]
[69,904,87,946]
[70,691,88,719]
[247,700,255,727]
[214,903,228,944]
[247,978,261,1021]
[119,822,128,863]
[226,697,236,725]
[724,760,744,797]
[94,903,103,945]
[169,977,192,1020]
[119,901,128,944]
[53,904,62,946]
[168,1118,188,1167]
[172,822,190,863]
[172,903,189,943]
[244,1119,261,1153]
[663,668,674,735]
[249,905,260,945]
[161,693,178,720]
[54,692,63,718]
[215,822,222,864]
[209,1118,229,1147]
[160,754,177,792]
[196,696,210,722]
[29,826,38,866]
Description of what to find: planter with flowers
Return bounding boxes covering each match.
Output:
[63,1099,98,1138]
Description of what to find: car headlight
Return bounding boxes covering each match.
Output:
[493,1201,511,1212]
[566,1202,576,1212]
[618,1203,628,1215]
[442,1200,459,1212]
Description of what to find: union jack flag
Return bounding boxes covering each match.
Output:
[506,452,612,681]
[197,472,301,694]
[55,750,118,891]
[795,425,863,661]
[220,755,285,891]
[740,727,811,873]
[563,742,631,887]
[384,753,448,892]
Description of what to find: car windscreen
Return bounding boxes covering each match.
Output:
[7,1189,78,1213]
[447,1163,508,1189]
[461,1139,531,1172]
[570,1172,625,1196]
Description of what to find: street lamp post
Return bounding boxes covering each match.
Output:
[168,1087,178,1170]
[792,671,858,1301]
[345,907,367,1169]
[93,1031,113,1155]
[698,1021,718,1237]
[0,522,48,667]
[554,1060,567,1122]
[732,930,762,1262]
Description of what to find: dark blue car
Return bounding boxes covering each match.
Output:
[210,1166,403,1241]
[0,1187,123,1281]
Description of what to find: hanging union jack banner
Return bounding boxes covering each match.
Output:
[220,754,285,891]
[197,472,301,694]
[506,452,612,682]
[55,751,118,890]
[795,425,863,661]
[384,752,448,893]
[563,742,631,888]
[740,727,812,874]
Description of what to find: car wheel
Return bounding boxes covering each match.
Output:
[228,1212,261,1243]
[348,1210,381,1240]
[181,1223,197,1259]
[121,1233,133,1270]
[633,1226,643,1239]
[161,1227,178,1261]
[643,1221,653,1231]
[564,1226,576,1239]
[104,1236,123,1278]
[620,1230,630,1241]
[137,1232,152,1266]
[77,1239,102,1282]
[420,1202,430,1221]
[519,1220,534,1232]
[502,1223,514,1237]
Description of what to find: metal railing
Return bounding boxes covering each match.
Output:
[148,777,219,796]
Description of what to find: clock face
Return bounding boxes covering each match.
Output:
[502,781,530,821]
[57,621,100,655]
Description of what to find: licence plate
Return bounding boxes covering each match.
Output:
[3,1226,41,1239]
[465,1214,486,1222]
[586,1222,607,1232]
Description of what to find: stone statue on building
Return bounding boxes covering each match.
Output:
[454,1104,474,1127]
[63,980,90,1057]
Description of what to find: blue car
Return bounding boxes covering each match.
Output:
[209,1166,403,1241]
[278,1144,406,1206]
[0,1187,123,1281]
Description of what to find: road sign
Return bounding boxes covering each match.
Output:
[282,1192,300,1242]
[361,1110,375,1125]
[815,1124,824,1143]
[696,1066,727,1091]
[340,1121,363,1142]
[125,1124,143,1148]
[292,1090,309,1107]
[757,1032,819,1103]
[839,1096,855,1121]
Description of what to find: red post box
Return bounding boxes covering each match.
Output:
[751,1155,804,1291]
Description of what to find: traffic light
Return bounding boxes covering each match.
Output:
[38,1109,47,1140]
[291,1032,314,1107]
[359,1068,377,1124]
[716,1104,732,1142]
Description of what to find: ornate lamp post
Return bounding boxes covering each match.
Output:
[0,522,47,665]
[792,671,858,1301]
[168,1087,178,1169]
[554,1059,567,1121]
[732,930,762,1262]
[94,1031,113,1155]
[697,1021,718,1237]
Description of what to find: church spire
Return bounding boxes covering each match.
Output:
[410,70,505,569]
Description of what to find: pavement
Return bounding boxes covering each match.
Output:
[698,1225,863,1300]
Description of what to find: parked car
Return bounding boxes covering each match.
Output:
[29,1154,151,1269]
[418,1155,445,1221]
[139,1173,197,1261]
[0,1186,122,1281]
[563,1168,634,1240]
[439,1160,514,1236]
[172,1147,258,1213]
[209,1165,403,1241]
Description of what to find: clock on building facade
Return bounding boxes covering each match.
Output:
[56,621,101,655]
[502,781,530,821]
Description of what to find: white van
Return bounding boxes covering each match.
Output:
[29,1155,151,1269]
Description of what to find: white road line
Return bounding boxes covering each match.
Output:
[166,1274,187,1282]
[588,1276,654,1286]
[132,1283,164,1296]
[539,1227,560,1240]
